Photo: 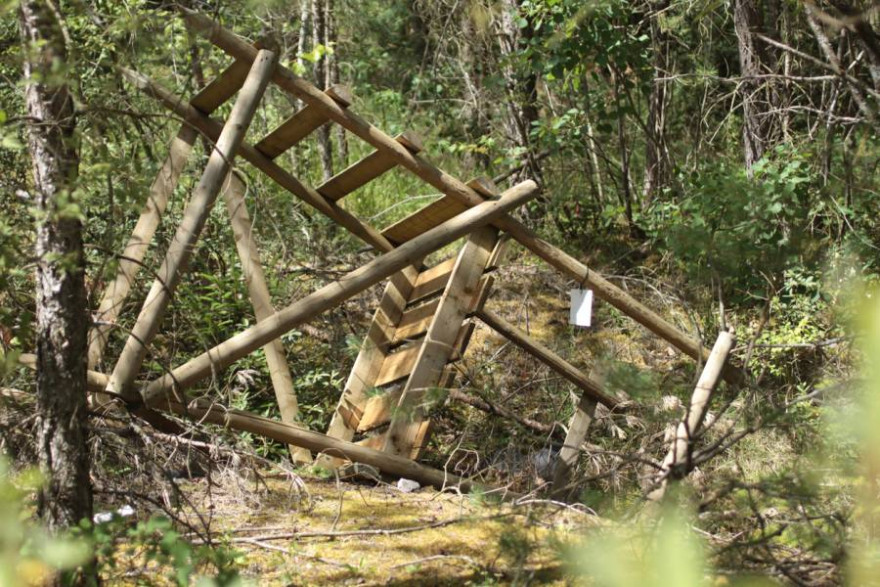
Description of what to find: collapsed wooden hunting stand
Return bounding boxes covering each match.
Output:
[70,9,722,491]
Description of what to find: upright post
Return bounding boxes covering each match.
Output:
[648,330,735,501]
[222,171,311,462]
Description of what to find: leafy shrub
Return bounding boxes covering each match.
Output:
[647,147,827,302]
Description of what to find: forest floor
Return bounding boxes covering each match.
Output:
[109,470,593,585]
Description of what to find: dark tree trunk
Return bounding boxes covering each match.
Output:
[734,0,772,173]
[19,0,93,545]
[325,0,348,168]
[830,0,880,91]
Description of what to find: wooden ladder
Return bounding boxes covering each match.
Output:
[320,226,508,463]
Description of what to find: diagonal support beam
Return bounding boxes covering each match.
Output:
[141,180,539,406]
[88,59,252,370]
[166,399,480,491]
[222,171,312,463]
[475,308,619,409]
[15,353,482,492]
[180,9,724,378]
[106,50,277,400]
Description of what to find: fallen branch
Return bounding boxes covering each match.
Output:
[447,388,554,434]
[193,512,515,544]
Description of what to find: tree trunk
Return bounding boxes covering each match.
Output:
[19,0,93,573]
[499,0,542,188]
[325,0,348,168]
[642,1,670,206]
[312,0,333,182]
[734,0,775,174]
[830,0,880,91]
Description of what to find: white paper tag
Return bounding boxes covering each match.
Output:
[569,289,593,327]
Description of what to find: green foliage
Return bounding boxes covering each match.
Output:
[97,515,242,586]
[647,148,827,301]
[570,503,710,587]
[0,460,91,585]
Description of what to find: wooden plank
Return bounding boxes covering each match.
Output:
[190,58,252,112]
[410,257,456,303]
[394,271,495,348]
[106,51,278,401]
[475,308,620,409]
[254,84,351,159]
[383,196,467,245]
[358,325,473,433]
[383,227,500,458]
[142,181,539,404]
[382,178,495,245]
[317,132,422,201]
[355,434,386,451]
[222,171,311,463]
[392,298,440,345]
[322,266,417,445]
[357,390,400,432]
[181,10,721,377]
[374,341,423,388]
[551,394,598,497]
[88,59,251,371]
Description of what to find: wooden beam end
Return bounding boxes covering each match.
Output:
[327,84,353,107]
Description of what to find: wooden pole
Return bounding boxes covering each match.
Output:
[13,353,481,492]
[141,181,539,405]
[222,171,311,463]
[88,60,252,370]
[87,126,197,370]
[648,330,735,501]
[475,308,619,408]
[178,9,718,375]
[105,50,277,400]
[165,401,479,491]
[18,353,107,395]
[551,394,598,498]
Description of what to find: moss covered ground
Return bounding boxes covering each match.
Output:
[110,471,594,585]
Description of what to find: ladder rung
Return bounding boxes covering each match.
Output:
[191,58,252,113]
[391,298,440,346]
[255,84,352,159]
[358,389,401,432]
[374,341,423,388]
[358,325,474,432]
[409,257,456,303]
[317,132,422,201]
[381,177,498,245]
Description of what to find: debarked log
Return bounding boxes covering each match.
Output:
[141,180,540,405]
